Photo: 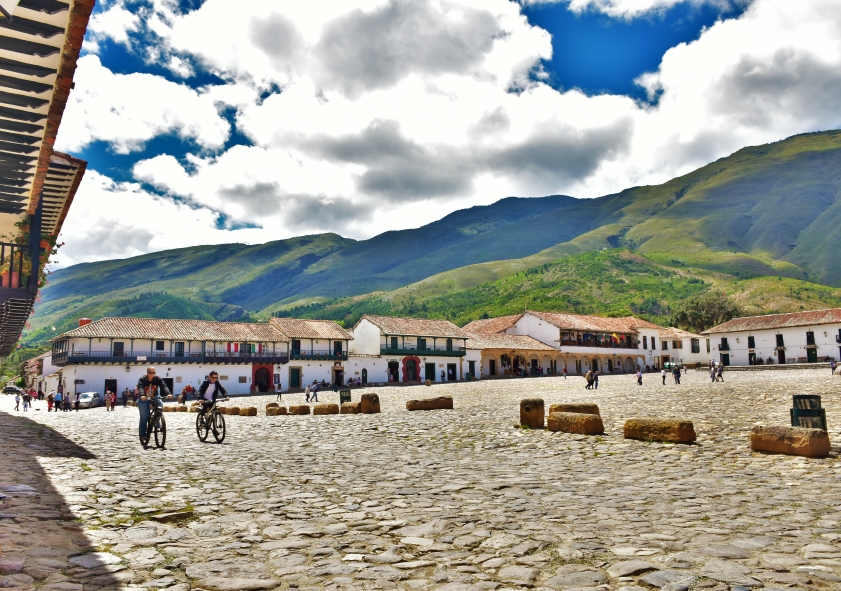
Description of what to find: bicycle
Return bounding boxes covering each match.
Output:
[196,398,229,443]
[139,399,167,448]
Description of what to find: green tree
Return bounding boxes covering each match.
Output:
[669,290,741,333]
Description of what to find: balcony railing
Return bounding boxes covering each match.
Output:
[380,345,466,357]
[719,343,730,351]
[0,242,29,291]
[290,349,348,361]
[53,350,289,365]
[559,339,639,349]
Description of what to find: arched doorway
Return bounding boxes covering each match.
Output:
[406,359,417,381]
[255,367,269,392]
[607,358,613,372]
[361,368,367,384]
[592,358,599,372]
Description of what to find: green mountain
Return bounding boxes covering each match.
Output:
[25,130,841,347]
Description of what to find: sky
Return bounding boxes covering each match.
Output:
[50,0,841,268]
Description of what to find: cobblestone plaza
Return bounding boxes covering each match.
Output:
[2,370,841,591]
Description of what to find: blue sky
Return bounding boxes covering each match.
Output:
[51,0,841,266]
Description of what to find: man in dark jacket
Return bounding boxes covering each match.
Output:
[198,371,228,415]
[136,367,172,442]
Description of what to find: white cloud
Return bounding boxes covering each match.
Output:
[520,0,746,19]
[56,55,231,154]
[58,0,841,266]
[87,1,140,48]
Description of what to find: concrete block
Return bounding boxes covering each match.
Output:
[266,406,286,416]
[162,406,174,412]
[548,412,604,435]
[624,418,696,443]
[361,393,381,414]
[266,402,280,411]
[549,403,600,416]
[406,396,454,411]
[288,405,311,415]
[239,407,257,416]
[313,403,340,415]
[226,406,241,416]
[341,402,361,414]
[176,405,188,412]
[751,425,830,458]
[520,398,544,429]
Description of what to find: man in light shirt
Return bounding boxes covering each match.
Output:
[198,371,228,415]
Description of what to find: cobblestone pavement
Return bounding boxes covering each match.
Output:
[3,370,841,591]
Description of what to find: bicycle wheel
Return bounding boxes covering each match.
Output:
[196,411,209,442]
[154,412,167,448]
[212,410,226,443]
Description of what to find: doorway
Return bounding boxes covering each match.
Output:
[592,358,599,371]
[163,378,174,395]
[807,348,818,363]
[447,363,457,381]
[290,367,301,388]
[104,379,117,396]
[425,362,435,381]
[777,350,786,364]
[748,352,756,365]
[388,361,399,382]
[607,358,613,372]
[468,360,476,379]
[112,342,124,357]
[530,359,538,375]
[361,368,367,384]
[488,359,496,376]
[405,359,417,381]
[333,368,344,386]
[720,354,730,367]
[333,341,343,356]
[255,367,269,392]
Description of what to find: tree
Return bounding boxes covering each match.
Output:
[669,290,740,333]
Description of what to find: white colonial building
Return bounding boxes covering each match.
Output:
[269,318,353,389]
[657,327,708,367]
[351,315,479,382]
[703,309,841,366]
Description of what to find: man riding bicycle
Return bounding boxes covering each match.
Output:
[136,367,173,443]
[198,371,228,414]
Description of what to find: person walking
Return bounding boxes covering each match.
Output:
[111,391,117,409]
[123,388,129,407]
[54,391,62,411]
[311,382,319,403]
[562,366,568,379]
[716,365,724,382]
[636,368,643,386]
[14,393,20,411]
[22,392,30,412]
[37,389,43,401]
[104,390,111,411]
[831,360,837,375]
[305,384,311,403]
[74,392,80,412]
[661,367,667,385]
[709,366,716,382]
[673,366,681,385]
[593,370,600,390]
[584,369,593,389]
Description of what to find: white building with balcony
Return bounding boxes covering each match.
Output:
[703,309,841,366]
[269,318,353,389]
[350,315,478,382]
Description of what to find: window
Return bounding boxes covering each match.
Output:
[174,342,184,357]
[113,342,125,356]
[721,337,729,350]
[651,337,656,350]
[806,331,815,346]
[418,338,427,350]
[747,336,755,349]
[292,339,301,353]
[691,339,700,354]
[706,339,710,353]
[391,336,398,349]
[673,340,682,349]
[643,336,648,349]
[776,334,785,347]
[155,341,165,351]
[661,341,668,351]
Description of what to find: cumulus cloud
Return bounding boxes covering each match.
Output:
[54,0,841,266]
[521,0,747,19]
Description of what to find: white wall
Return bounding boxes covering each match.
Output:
[349,320,381,355]
[709,324,841,366]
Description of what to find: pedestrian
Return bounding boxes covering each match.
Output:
[14,393,20,411]
[636,368,643,386]
[276,383,283,402]
[661,367,667,385]
[584,369,593,389]
[104,390,111,411]
[709,366,716,382]
[111,391,117,409]
[673,367,681,385]
[22,392,30,412]
[440,369,445,382]
[831,360,837,375]
[562,366,567,379]
[54,391,62,411]
[37,389,43,401]
[593,370,599,390]
[64,394,71,412]
[47,392,54,412]
[74,392,80,411]
[311,383,319,403]
[305,384,311,403]
[716,365,724,382]
[123,388,129,407]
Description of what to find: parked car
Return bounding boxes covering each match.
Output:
[3,386,21,394]
[77,392,102,409]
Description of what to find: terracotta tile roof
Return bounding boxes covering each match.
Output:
[659,327,703,340]
[461,314,523,334]
[358,315,468,338]
[702,309,841,335]
[618,316,662,330]
[269,318,353,340]
[527,311,641,334]
[51,317,288,342]
[465,332,557,351]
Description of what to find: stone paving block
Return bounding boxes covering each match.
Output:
[239,407,258,416]
[265,402,279,411]
[162,406,174,412]
[406,396,454,411]
[624,418,696,443]
[520,398,544,428]
[361,393,381,414]
[547,411,604,435]
[266,406,286,416]
[175,405,188,412]
[750,425,830,457]
[549,403,600,416]
[288,405,311,415]
[225,406,241,415]
[341,402,361,414]
[313,404,339,415]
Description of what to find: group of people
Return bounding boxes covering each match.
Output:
[709,361,724,382]
[48,390,77,411]
[584,369,600,389]
[661,366,683,385]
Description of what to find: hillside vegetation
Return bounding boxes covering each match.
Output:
[24,130,841,346]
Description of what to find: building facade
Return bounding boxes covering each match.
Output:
[703,309,841,366]
[657,327,708,367]
[269,318,353,389]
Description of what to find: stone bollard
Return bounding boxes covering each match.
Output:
[189,404,200,413]
[361,393,381,414]
[548,412,604,435]
[266,402,280,411]
[341,402,361,414]
[266,406,287,416]
[425,379,431,386]
[751,425,830,458]
[239,407,257,416]
[162,405,174,413]
[314,403,340,415]
[176,405,188,412]
[549,403,600,416]
[128,400,136,407]
[406,396,454,411]
[624,418,696,443]
[288,405,311,415]
[226,406,241,416]
[520,398,544,429]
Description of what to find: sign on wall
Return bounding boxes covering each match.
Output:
[273,374,280,385]
[74,379,85,384]
[238,376,247,383]
[176,376,182,383]
[220,375,229,380]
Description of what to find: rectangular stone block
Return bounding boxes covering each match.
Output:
[751,425,830,458]
[288,405,311,415]
[175,405,188,412]
[313,403,340,415]
[341,402,361,414]
[361,393,381,414]
[624,418,696,443]
[266,406,286,416]
[520,398,544,429]
[225,406,240,415]
[549,403,600,416]
[239,407,257,416]
[548,412,604,435]
[406,396,454,411]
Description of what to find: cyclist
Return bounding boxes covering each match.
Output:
[136,367,173,444]
[198,371,228,415]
